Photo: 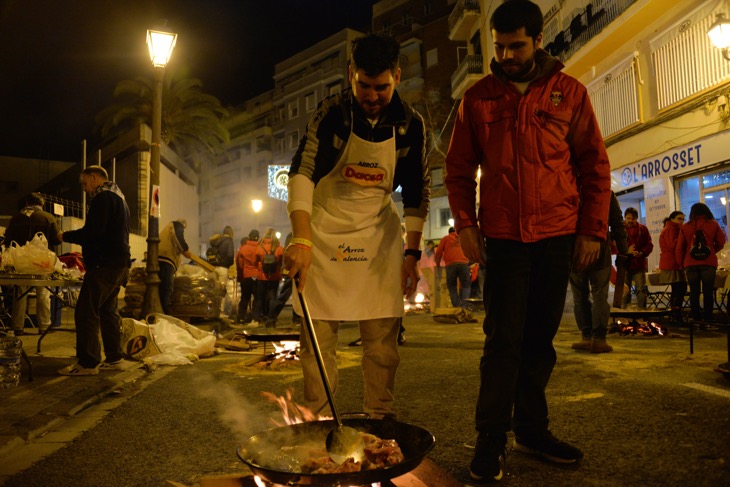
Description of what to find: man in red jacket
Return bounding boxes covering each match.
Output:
[444,0,610,481]
[622,207,654,309]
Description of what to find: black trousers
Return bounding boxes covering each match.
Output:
[75,267,128,368]
[476,235,573,437]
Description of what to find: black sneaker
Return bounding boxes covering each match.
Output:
[513,431,583,464]
[469,433,506,482]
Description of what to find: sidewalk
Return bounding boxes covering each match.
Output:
[0,307,232,462]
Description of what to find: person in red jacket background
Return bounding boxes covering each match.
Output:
[622,207,654,309]
[676,203,726,322]
[253,228,285,327]
[434,227,471,308]
[234,229,259,324]
[659,211,686,322]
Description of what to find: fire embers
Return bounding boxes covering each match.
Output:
[247,341,301,370]
[610,319,667,336]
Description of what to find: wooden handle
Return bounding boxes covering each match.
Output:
[189,254,216,273]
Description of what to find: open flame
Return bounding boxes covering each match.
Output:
[248,341,300,370]
[404,292,428,313]
[260,388,328,427]
[253,476,382,487]
[612,319,667,336]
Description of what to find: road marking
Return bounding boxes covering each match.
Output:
[681,382,730,399]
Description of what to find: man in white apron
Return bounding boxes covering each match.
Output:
[285,33,430,419]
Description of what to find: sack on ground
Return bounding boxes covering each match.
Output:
[690,230,711,260]
[121,318,162,360]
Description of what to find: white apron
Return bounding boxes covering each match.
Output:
[295,125,404,321]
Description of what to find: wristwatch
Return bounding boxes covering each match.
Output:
[404,249,422,260]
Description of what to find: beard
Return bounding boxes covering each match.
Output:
[501,58,537,82]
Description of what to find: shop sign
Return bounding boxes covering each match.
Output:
[613,143,702,189]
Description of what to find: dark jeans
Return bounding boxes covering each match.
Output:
[569,265,611,340]
[445,263,471,307]
[237,277,257,323]
[253,279,280,323]
[476,235,573,438]
[670,281,688,311]
[267,277,292,322]
[159,262,175,315]
[75,267,128,368]
[685,265,716,320]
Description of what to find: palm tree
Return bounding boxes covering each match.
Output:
[95,74,230,169]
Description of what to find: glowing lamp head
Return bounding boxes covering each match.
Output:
[708,13,730,49]
[147,29,177,67]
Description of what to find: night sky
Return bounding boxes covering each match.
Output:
[0,0,377,162]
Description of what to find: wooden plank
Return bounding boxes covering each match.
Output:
[189,254,216,273]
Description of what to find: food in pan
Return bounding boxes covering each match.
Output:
[267,432,405,474]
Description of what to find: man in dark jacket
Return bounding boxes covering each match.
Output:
[4,192,61,334]
[58,165,131,376]
[569,192,629,353]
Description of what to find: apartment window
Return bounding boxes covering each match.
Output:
[424,0,432,16]
[276,105,285,122]
[305,92,317,112]
[328,82,341,95]
[651,2,730,110]
[587,54,640,138]
[288,100,299,119]
[426,48,438,68]
[241,143,251,156]
[274,134,285,153]
[288,130,300,150]
[439,208,452,227]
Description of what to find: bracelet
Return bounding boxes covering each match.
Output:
[404,249,422,260]
[292,243,311,250]
[290,237,313,248]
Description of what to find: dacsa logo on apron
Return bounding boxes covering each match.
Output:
[341,162,386,186]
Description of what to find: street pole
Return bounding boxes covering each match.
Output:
[139,26,176,318]
[140,65,165,318]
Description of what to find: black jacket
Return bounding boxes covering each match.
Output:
[63,184,131,269]
[4,206,61,248]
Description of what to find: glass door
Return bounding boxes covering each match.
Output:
[704,189,729,240]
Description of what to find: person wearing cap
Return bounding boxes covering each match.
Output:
[158,219,193,315]
[235,229,260,324]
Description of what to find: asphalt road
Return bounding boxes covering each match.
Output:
[3,309,730,486]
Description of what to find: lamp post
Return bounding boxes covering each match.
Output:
[251,199,263,232]
[140,27,177,318]
[708,13,730,60]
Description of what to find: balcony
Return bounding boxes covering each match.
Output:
[451,55,483,100]
[448,0,481,41]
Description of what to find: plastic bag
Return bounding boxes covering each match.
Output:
[9,233,57,275]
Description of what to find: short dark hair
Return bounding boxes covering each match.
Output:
[689,202,714,221]
[624,207,639,218]
[26,192,45,207]
[490,0,544,40]
[351,33,400,77]
[82,165,108,180]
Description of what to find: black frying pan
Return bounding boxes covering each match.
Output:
[237,417,435,486]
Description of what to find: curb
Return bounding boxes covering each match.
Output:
[0,366,148,461]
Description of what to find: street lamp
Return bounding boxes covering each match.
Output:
[251,199,263,232]
[708,13,730,61]
[140,27,177,318]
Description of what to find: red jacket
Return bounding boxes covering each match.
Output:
[444,50,610,242]
[255,238,285,281]
[659,220,682,271]
[435,232,469,266]
[676,216,726,268]
[235,240,260,281]
[626,222,653,272]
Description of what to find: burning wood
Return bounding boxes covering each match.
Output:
[246,341,301,369]
[610,319,667,336]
